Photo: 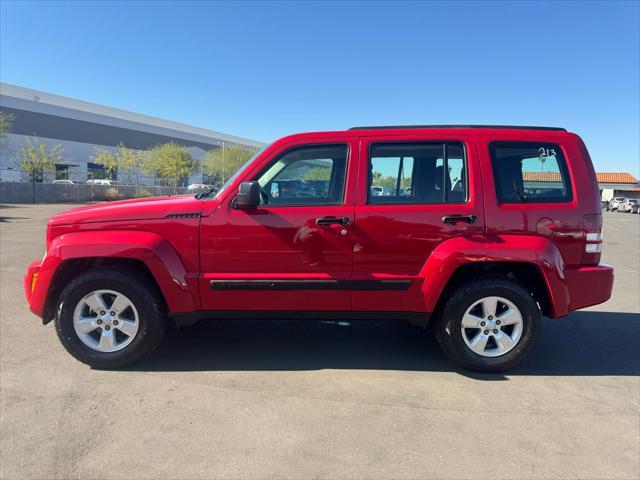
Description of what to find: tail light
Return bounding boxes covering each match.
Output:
[582,214,603,264]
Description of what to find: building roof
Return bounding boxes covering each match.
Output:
[524,171,638,184]
[0,82,264,150]
[523,172,563,182]
[593,172,639,184]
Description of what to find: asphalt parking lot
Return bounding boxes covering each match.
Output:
[1,203,638,480]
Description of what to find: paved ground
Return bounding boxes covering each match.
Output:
[1,203,638,480]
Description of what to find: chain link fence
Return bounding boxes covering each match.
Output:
[0,168,213,204]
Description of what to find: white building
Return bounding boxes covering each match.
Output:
[0,83,263,185]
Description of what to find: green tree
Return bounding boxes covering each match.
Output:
[301,166,332,180]
[116,144,142,185]
[20,138,64,182]
[202,144,257,187]
[20,138,65,202]
[371,171,412,193]
[0,110,13,146]
[372,174,397,191]
[91,148,118,179]
[91,144,141,184]
[142,142,197,192]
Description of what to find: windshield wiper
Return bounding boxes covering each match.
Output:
[195,187,216,200]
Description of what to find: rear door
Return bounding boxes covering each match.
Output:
[351,134,485,311]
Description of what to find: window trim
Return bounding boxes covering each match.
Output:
[252,143,350,208]
[366,141,469,206]
[488,141,574,204]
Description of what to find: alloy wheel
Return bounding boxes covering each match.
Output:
[460,296,524,357]
[72,289,139,353]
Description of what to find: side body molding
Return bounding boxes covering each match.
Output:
[35,230,198,319]
[411,235,570,318]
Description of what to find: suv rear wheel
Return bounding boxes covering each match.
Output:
[54,270,166,369]
[435,278,540,372]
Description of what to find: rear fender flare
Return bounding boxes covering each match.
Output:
[411,235,569,317]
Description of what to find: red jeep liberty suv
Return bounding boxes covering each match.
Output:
[24,126,614,372]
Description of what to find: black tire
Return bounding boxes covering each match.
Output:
[54,269,166,369]
[435,278,541,372]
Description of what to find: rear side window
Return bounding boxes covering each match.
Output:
[368,142,467,204]
[489,142,572,203]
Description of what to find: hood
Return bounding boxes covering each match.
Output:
[49,195,205,226]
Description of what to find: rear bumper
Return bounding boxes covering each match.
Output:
[565,264,614,311]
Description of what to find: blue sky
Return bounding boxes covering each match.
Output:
[1,0,638,176]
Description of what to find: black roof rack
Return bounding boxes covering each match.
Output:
[349,125,567,132]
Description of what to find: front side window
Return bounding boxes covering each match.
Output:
[368,142,467,204]
[256,144,348,205]
[490,142,572,203]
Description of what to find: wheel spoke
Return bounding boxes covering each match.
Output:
[494,331,515,351]
[110,294,131,314]
[99,329,116,350]
[469,333,489,354]
[462,313,482,328]
[482,297,498,318]
[115,320,137,337]
[497,307,520,326]
[84,293,107,314]
[75,317,97,334]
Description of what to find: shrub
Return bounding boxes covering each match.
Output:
[104,187,122,201]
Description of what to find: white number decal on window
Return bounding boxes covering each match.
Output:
[538,147,556,159]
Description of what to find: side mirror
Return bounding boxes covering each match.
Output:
[234,181,261,208]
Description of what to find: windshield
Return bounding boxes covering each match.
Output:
[210,144,270,199]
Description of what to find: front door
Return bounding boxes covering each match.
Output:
[199,138,357,311]
[352,135,485,312]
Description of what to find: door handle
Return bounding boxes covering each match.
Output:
[316,216,351,226]
[442,215,477,225]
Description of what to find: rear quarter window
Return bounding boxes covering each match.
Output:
[489,141,573,203]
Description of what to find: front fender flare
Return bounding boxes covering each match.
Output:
[36,230,198,318]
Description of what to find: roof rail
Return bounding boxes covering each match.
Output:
[349,125,567,132]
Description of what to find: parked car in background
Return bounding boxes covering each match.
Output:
[619,198,638,213]
[607,197,627,211]
[187,183,213,192]
[86,179,113,186]
[370,185,391,196]
[633,202,640,214]
[619,198,635,212]
[24,125,613,373]
[52,179,74,185]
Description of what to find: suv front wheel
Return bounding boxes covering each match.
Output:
[54,269,166,369]
[435,278,541,372]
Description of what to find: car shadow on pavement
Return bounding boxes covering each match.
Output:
[130,311,640,379]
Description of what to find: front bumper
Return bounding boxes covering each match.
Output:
[24,260,44,316]
[565,263,614,311]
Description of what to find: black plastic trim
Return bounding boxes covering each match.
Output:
[165,213,200,219]
[350,125,567,131]
[209,279,411,291]
[170,310,431,328]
